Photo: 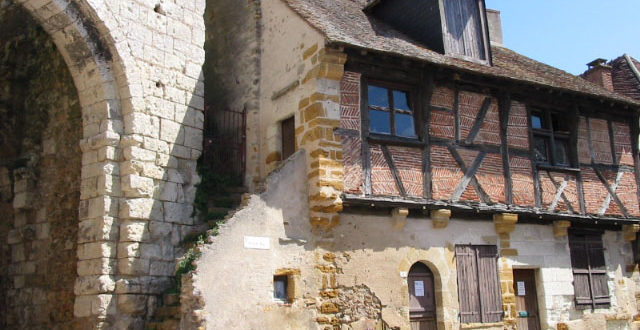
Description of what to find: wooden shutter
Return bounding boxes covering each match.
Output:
[456,245,503,323]
[569,232,610,309]
[477,245,503,323]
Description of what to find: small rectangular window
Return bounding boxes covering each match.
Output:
[531,109,572,167]
[366,82,417,138]
[281,116,295,160]
[273,275,288,302]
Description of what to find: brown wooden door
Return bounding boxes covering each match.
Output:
[513,269,541,330]
[408,263,437,330]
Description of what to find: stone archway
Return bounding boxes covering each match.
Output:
[1,0,127,328]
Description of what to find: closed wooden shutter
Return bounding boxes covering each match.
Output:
[569,232,610,309]
[456,245,503,323]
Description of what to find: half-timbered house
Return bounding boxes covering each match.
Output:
[185,1,640,329]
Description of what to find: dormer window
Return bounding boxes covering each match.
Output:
[367,0,492,64]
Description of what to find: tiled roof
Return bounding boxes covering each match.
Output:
[285,0,640,107]
[611,55,640,101]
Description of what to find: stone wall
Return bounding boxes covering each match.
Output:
[0,5,82,328]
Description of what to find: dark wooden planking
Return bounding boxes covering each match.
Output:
[498,93,513,205]
[456,245,482,323]
[477,245,502,323]
[571,106,586,214]
[526,105,542,208]
[630,114,640,210]
[422,70,435,199]
[361,76,373,195]
[381,145,408,197]
[464,97,492,144]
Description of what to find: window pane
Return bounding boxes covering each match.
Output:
[392,90,411,111]
[554,139,569,166]
[533,136,549,163]
[368,85,389,108]
[551,113,568,132]
[395,113,416,137]
[274,276,288,301]
[531,113,543,129]
[369,109,391,134]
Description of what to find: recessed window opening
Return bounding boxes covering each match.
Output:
[281,116,295,160]
[367,83,417,138]
[273,275,288,302]
[531,109,571,167]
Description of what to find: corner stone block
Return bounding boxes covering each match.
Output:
[119,198,163,221]
[391,207,409,230]
[493,213,518,234]
[74,275,117,295]
[623,224,640,242]
[431,209,451,229]
[553,220,572,238]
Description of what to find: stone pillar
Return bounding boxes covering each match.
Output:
[493,213,518,327]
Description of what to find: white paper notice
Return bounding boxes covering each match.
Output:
[516,281,526,296]
[243,236,270,250]
[414,281,425,297]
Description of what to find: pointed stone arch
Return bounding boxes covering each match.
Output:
[11,0,129,327]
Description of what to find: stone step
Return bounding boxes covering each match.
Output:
[163,293,180,306]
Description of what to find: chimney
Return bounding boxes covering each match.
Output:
[486,9,503,46]
[582,58,614,92]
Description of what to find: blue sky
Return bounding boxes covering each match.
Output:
[484,1,640,75]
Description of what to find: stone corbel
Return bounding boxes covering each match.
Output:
[391,207,409,230]
[431,209,451,229]
[623,224,640,242]
[493,213,518,234]
[553,220,571,238]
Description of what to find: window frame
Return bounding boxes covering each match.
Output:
[568,230,611,310]
[363,79,420,140]
[280,116,295,161]
[455,244,503,324]
[530,108,573,168]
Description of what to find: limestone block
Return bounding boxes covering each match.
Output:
[122,174,155,198]
[12,192,35,210]
[150,260,175,276]
[553,220,572,238]
[118,242,141,258]
[623,224,640,242]
[87,195,118,218]
[97,146,118,162]
[118,257,150,275]
[78,217,119,243]
[92,294,117,316]
[164,201,193,224]
[183,126,203,150]
[431,209,451,229]
[391,207,409,230]
[158,182,179,202]
[120,220,150,242]
[123,146,156,162]
[117,294,148,316]
[119,198,163,221]
[140,243,163,259]
[124,112,160,138]
[77,258,117,276]
[149,221,172,238]
[7,229,21,245]
[160,118,184,144]
[74,275,116,295]
[74,295,93,317]
[77,242,117,260]
[35,223,50,240]
[494,213,518,234]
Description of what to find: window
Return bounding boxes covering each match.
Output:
[366,83,417,138]
[281,116,295,160]
[531,110,571,167]
[273,275,288,302]
[455,245,503,323]
[568,231,610,309]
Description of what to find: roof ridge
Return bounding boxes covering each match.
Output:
[624,54,640,85]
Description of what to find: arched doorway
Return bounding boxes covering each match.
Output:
[408,262,437,330]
